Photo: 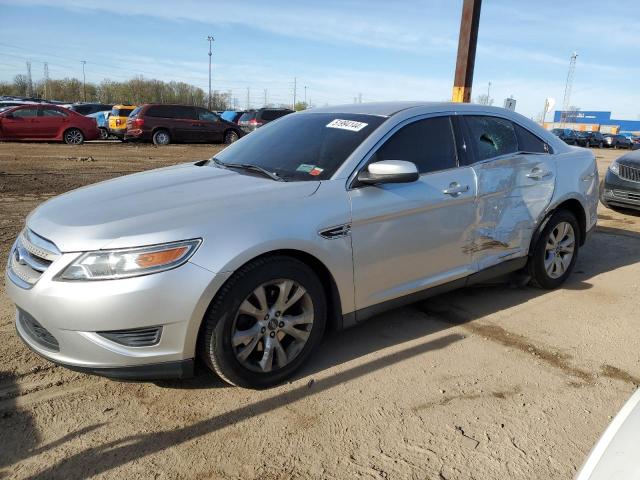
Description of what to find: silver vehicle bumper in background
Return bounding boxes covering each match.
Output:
[6,242,230,379]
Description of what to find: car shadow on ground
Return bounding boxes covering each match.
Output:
[19,225,640,478]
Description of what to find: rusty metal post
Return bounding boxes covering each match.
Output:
[452,0,482,103]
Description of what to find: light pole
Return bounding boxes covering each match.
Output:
[207,35,214,110]
[81,60,87,102]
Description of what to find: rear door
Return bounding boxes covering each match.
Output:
[1,107,41,138]
[171,106,199,142]
[460,115,556,270]
[38,107,69,137]
[349,114,477,311]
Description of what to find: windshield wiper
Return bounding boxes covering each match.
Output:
[207,157,284,182]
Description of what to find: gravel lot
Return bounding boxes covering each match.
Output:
[1,142,639,479]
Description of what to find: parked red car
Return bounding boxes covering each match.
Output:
[0,104,100,144]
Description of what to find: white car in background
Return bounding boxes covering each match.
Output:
[576,388,640,479]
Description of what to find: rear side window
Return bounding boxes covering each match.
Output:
[41,108,67,117]
[260,109,291,121]
[513,123,548,153]
[239,112,256,122]
[371,116,457,174]
[464,116,518,161]
[147,105,196,119]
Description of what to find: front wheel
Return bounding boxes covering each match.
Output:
[63,128,84,145]
[98,127,109,140]
[199,256,327,389]
[224,130,239,144]
[599,141,604,148]
[528,210,580,289]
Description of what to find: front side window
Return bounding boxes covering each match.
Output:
[11,108,39,118]
[370,116,457,174]
[215,113,385,181]
[464,116,518,161]
[198,110,219,122]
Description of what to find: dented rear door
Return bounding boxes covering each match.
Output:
[460,115,556,270]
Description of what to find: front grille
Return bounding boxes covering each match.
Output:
[97,327,163,347]
[612,190,640,203]
[18,309,59,351]
[618,164,640,183]
[8,229,60,288]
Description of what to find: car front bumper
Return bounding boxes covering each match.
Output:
[5,250,230,379]
[602,169,640,210]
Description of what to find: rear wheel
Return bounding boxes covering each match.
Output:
[224,130,239,144]
[152,129,171,145]
[63,128,84,145]
[98,127,109,140]
[528,210,580,289]
[199,256,326,389]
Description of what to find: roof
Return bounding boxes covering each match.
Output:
[304,101,517,117]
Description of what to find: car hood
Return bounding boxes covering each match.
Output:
[27,162,320,252]
[617,150,640,167]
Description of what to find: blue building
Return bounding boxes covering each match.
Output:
[553,111,640,134]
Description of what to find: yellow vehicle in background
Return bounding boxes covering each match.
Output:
[108,104,137,140]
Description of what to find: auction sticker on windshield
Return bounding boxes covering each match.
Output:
[326,119,368,132]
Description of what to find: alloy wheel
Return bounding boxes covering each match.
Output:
[231,279,314,373]
[544,221,575,279]
[65,129,83,144]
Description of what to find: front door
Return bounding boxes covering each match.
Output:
[196,109,224,142]
[349,115,477,311]
[1,107,40,138]
[460,115,556,270]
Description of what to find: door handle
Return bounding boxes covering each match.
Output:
[442,182,469,196]
[526,168,552,180]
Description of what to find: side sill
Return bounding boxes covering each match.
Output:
[341,257,528,328]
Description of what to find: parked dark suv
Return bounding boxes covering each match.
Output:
[125,104,244,145]
[238,108,294,133]
[67,103,114,116]
[581,131,606,148]
[604,134,633,149]
[551,128,579,145]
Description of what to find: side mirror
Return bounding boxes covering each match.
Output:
[357,160,419,185]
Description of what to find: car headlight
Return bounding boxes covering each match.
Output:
[56,239,201,281]
[609,160,620,175]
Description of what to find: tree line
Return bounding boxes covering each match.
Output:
[0,74,231,110]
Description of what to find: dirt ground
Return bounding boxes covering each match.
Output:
[1,142,639,480]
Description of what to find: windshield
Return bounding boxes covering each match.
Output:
[113,108,134,117]
[214,112,386,181]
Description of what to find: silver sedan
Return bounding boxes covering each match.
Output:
[5,102,599,388]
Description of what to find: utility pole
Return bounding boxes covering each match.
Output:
[452,0,482,102]
[293,77,297,110]
[43,62,49,99]
[358,92,362,104]
[263,89,268,107]
[486,81,491,102]
[561,52,578,126]
[246,87,250,109]
[81,60,87,102]
[207,35,214,111]
[304,85,307,106]
[25,61,33,97]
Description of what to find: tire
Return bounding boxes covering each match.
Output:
[198,255,327,389]
[599,141,604,149]
[224,130,239,144]
[528,210,580,289]
[63,128,84,145]
[152,129,171,145]
[98,128,109,140]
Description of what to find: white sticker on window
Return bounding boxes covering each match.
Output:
[326,119,368,132]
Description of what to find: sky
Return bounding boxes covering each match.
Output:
[0,0,638,120]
